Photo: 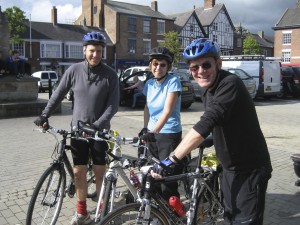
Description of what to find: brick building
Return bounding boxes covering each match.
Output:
[273,0,300,64]
[75,0,175,71]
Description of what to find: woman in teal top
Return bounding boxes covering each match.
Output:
[140,46,183,200]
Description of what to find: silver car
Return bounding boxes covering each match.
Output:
[223,68,257,99]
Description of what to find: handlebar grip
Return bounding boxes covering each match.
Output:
[80,125,96,135]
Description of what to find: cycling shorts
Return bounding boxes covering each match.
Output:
[70,138,108,166]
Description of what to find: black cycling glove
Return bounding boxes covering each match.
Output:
[34,115,49,129]
[138,127,148,137]
[141,132,156,142]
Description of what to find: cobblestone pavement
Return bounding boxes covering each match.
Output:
[0,95,300,225]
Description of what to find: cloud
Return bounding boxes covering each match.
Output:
[29,0,81,23]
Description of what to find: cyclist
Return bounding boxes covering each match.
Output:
[34,31,119,225]
[139,46,183,201]
[152,38,272,225]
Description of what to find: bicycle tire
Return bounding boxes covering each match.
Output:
[100,178,114,220]
[194,184,223,224]
[100,203,170,225]
[26,164,66,225]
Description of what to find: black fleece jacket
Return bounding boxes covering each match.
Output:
[193,70,272,172]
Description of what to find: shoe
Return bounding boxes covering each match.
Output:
[70,212,92,225]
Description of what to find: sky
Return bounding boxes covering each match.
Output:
[0,0,298,36]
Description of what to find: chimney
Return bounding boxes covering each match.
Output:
[51,6,57,25]
[151,0,158,11]
[204,0,216,9]
[257,31,264,39]
[297,0,300,8]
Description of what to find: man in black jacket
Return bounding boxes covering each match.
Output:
[152,38,272,225]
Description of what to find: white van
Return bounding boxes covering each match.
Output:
[32,71,58,92]
[221,55,281,98]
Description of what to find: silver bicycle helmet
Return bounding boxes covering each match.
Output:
[149,47,174,64]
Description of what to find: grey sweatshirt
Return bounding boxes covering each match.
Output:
[43,61,119,130]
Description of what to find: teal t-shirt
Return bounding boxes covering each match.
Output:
[143,74,182,133]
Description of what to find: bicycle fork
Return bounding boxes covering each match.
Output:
[186,169,199,225]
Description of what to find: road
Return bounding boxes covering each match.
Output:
[0,95,299,224]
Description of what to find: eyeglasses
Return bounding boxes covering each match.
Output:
[152,62,167,68]
[189,62,212,72]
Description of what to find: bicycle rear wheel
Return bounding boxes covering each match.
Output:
[26,164,66,225]
[100,203,170,225]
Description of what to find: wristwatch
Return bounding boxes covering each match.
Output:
[169,152,181,163]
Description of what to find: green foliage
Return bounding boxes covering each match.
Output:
[159,31,182,64]
[243,35,261,55]
[3,6,28,44]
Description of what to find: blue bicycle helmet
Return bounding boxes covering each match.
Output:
[149,46,174,64]
[83,31,106,47]
[183,38,220,60]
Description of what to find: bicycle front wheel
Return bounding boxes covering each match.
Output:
[100,178,114,220]
[194,185,223,224]
[100,203,170,225]
[26,164,66,225]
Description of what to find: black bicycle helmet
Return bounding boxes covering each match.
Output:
[149,46,174,64]
[183,38,220,60]
[83,31,106,47]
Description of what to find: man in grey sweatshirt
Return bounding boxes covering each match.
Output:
[34,31,119,225]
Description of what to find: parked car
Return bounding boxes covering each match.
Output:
[222,56,281,98]
[277,67,299,98]
[52,78,73,101]
[223,67,257,99]
[291,67,300,95]
[188,74,203,101]
[120,66,150,81]
[119,70,195,109]
[31,71,58,92]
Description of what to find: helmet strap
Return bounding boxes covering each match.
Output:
[154,73,168,82]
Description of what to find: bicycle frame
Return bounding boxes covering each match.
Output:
[135,144,223,225]
[94,139,146,221]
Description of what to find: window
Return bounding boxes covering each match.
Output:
[212,34,218,43]
[225,24,230,33]
[282,50,291,62]
[11,43,25,57]
[65,43,83,59]
[128,16,137,32]
[41,42,61,58]
[190,24,194,32]
[143,39,151,54]
[237,38,242,48]
[128,39,136,54]
[157,20,165,35]
[143,17,151,33]
[93,6,97,14]
[213,22,218,31]
[283,32,291,44]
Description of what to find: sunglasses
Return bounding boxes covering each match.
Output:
[152,62,167,68]
[189,62,212,72]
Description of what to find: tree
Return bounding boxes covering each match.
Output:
[159,31,182,65]
[243,35,261,55]
[3,6,28,44]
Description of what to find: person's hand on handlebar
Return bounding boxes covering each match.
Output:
[151,158,175,179]
[141,132,156,143]
[138,127,148,137]
[34,115,49,130]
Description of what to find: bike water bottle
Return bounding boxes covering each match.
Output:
[169,196,185,217]
[130,170,141,189]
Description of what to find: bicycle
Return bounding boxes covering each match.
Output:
[77,124,149,223]
[25,126,98,225]
[25,123,138,225]
[100,136,224,225]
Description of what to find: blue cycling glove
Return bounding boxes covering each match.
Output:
[152,158,174,176]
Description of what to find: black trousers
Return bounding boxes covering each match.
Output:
[148,132,182,201]
[220,167,271,225]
